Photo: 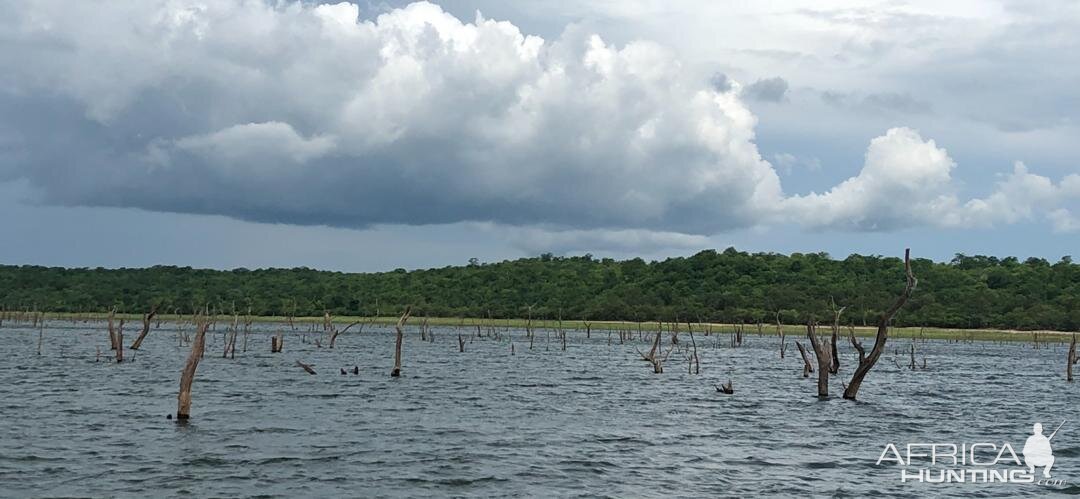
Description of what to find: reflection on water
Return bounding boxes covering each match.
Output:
[1,322,1078,497]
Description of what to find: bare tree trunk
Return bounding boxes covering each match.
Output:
[458,333,465,352]
[129,303,159,350]
[115,320,125,363]
[776,312,786,359]
[807,322,832,397]
[843,249,917,401]
[107,308,118,351]
[1068,333,1076,382]
[391,306,411,377]
[830,305,845,374]
[176,319,210,420]
[795,340,813,377]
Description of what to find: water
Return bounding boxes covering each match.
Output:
[1,321,1078,498]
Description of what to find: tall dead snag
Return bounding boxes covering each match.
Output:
[115,320,125,363]
[687,322,700,374]
[829,305,845,374]
[806,322,833,397]
[107,308,118,351]
[1067,333,1077,382]
[843,248,917,401]
[271,331,284,353]
[776,312,787,359]
[391,306,411,377]
[129,303,159,350]
[458,333,465,352]
[177,319,210,420]
[795,340,813,377]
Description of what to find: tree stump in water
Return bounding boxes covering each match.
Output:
[795,340,813,378]
[177,319,210,420]
[391,306,411,377]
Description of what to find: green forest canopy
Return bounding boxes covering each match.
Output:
[1,249,1077,330]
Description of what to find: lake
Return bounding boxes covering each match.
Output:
[1,320,1078,497]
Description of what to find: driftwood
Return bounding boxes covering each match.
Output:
[176,319,210,420]
[296,360,316,375]
[795,340,813,377]
[391,306,411,377]
[843,249,917,400]
[129,304,159,350]
[1068,333,1077,382]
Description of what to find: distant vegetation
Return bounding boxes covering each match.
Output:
[1,249,1078,330]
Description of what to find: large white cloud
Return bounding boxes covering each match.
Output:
[0,0,1075,245]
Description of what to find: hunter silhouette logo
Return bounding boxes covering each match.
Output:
[1023,421,1062,478]
[877,420,1067,486]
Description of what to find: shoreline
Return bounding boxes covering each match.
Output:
[9,311,1076,343]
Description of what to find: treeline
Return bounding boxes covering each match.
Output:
[1,249,1078,330]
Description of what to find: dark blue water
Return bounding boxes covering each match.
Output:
[1,320,1078,497]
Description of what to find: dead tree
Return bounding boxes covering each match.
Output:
[795,340,813,377]
[716,380,734,394]
[327,316,362,349]
[114,320,125,363]
[829,304,845,374]
[129,303,159,350]
[107,308,118,351]
[1068,333,1077,382]
[176,319,210,420]
[458,333,465,352]
[806,322,833,397]
[271,330,284,353]
[637,327,667,373]
[687,322,700,374]
[776,311,787,358]
[843,248,917,401]
[391,306,411,377]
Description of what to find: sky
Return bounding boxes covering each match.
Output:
[0,0,1078,272]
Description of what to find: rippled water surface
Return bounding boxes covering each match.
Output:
[2,320,1079,498]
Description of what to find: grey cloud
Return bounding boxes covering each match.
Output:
[709,72,732,92]
[744,77,788,102]
[0,0,785,235]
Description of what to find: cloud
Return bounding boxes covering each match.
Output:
[744,77,789,102]
[782,127,961,230]
[0,0,1076,244]
[0,0,785,233]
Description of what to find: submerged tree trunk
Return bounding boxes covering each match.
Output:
[795,340,813,378]
[391,306,411,377]
[1068,333,1077,382]
[129,304,159,350]
[807,322,833,397]
[177,319,210,420]
[843,249,917,401]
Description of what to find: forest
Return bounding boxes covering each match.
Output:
[1,248,1077,331]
